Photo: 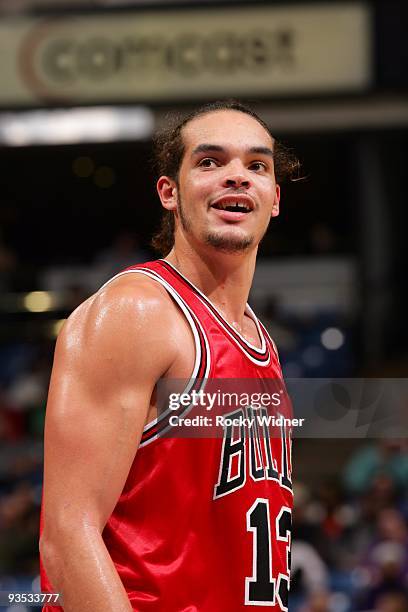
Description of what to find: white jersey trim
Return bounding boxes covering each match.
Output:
[99,268,211,447]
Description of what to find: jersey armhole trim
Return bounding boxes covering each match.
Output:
[99,268,211,448]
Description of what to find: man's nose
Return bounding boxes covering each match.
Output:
[223,163,250,188]
[223,174,250,188]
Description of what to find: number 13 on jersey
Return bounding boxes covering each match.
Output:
[245,499,291,609]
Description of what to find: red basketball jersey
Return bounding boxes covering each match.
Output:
[41,259,293,611]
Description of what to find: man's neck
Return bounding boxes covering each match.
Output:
[165,241,258,331]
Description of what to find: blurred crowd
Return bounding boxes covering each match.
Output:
[291,439,408,612]
[0,343,45,584]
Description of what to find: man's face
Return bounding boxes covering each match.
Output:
[174,109,280,253]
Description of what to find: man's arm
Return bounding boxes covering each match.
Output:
[40,276,179,611]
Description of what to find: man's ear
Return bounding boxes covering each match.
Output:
[271,184,280,217]
[157,176,178,211]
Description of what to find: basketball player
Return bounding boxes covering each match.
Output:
[40,101,298,611]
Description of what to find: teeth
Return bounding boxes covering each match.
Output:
[217,201,249,211]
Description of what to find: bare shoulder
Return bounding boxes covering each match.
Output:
[56,272,181,381]
[65,272,176,337]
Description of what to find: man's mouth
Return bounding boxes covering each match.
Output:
[212,202,251,213]
[210,196,254,214]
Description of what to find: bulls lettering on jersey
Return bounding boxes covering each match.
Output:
[40,259,293,611]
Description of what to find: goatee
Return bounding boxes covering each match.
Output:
[205,232,254,252]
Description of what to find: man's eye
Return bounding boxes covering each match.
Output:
[198,158,217,168]
[250,161,267,171]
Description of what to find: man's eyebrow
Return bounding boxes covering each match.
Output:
[191,144,274,157]
[248,146,274,158]
[191,144,225,156]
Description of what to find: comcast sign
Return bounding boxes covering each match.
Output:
[0,3,371,104]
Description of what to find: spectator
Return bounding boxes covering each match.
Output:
[343,441,408,497]
[354,508,408,610]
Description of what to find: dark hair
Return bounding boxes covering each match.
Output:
[151,100,300,256]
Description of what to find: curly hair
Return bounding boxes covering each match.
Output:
[151,100,300,256]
